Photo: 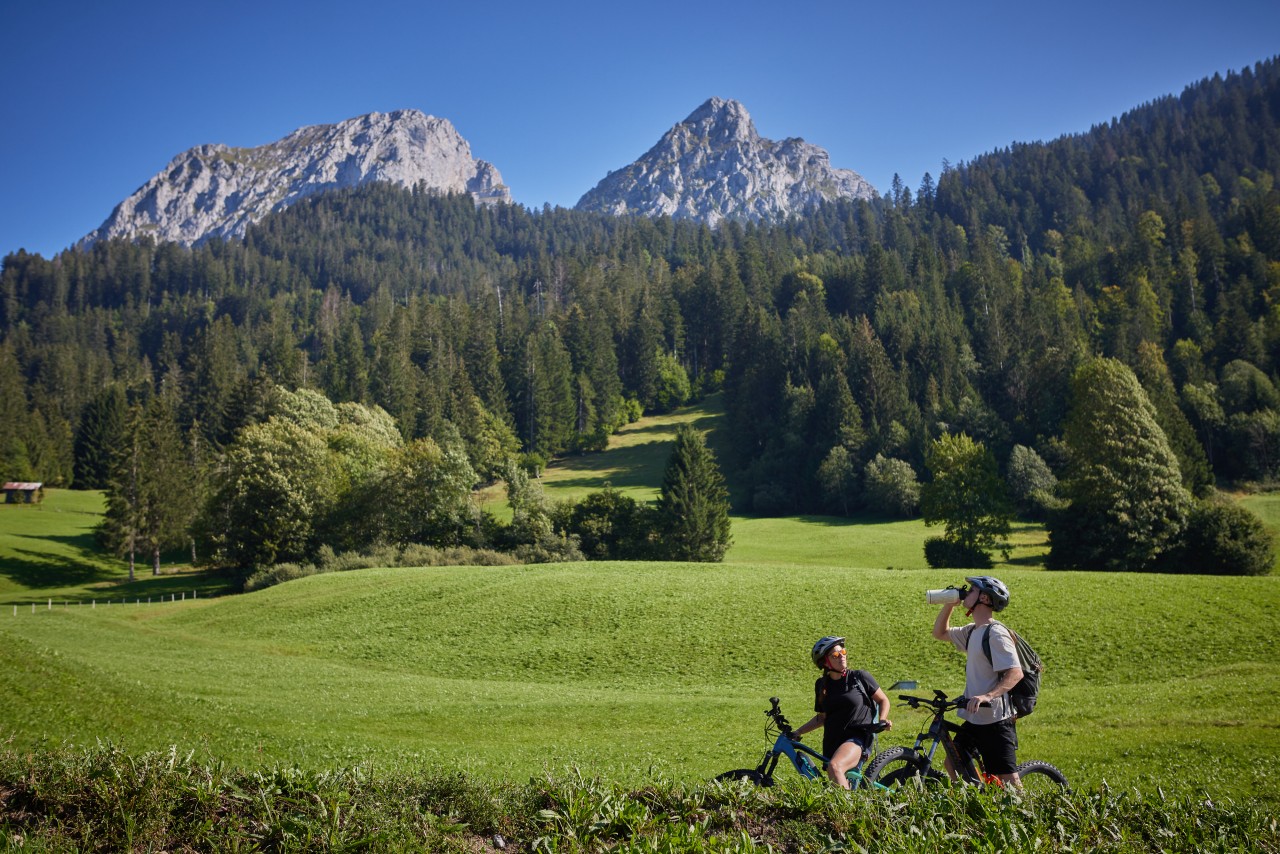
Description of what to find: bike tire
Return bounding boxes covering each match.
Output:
[863,747,946,789]
[713,768,772,787]
[1012,759,1069,794]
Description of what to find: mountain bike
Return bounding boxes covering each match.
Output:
[715,695,893,790]
[863,689,1068,793]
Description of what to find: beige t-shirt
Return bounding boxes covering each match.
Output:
[947,622,1020,725]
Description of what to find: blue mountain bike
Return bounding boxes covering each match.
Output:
[715,695,893,790]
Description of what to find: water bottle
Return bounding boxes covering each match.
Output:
[925,586,965,605]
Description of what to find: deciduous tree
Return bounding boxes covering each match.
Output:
[921,432,1013,567]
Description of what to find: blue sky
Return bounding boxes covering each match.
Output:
[2,0,1278,258]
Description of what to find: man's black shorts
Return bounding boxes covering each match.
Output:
[955,719,1019,775]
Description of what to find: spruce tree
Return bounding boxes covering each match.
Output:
[136,397,195,575]
[1048,358,1193,571]
[656,425,731,562]
[100,404,144,581]
[73,384,127,488]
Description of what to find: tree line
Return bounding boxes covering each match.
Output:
[2,57,1279,575]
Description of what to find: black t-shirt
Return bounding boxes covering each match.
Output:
[814,669,880,755]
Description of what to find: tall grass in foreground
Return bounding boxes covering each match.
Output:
[1,744,1274,853]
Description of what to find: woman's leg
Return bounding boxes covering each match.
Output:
[826,740,864,789]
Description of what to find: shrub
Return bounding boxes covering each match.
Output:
[243,562,317,591]
[651,350,691,413]
[1165,499,1276,575]
[514,534,583,564]
[398,544,517,567]
[924,536,994,569]
[563,487,651,560]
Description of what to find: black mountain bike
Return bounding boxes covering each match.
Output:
[864,689,1069,793]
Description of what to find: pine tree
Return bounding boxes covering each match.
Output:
[100,404,145,581]
[656,424,731,562]
[74,384,128,488]
[136,397,196,575]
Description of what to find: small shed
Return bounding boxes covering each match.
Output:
[3,482,44,504]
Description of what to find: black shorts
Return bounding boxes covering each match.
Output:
[823,728,873,765]
[955,719,1019,775]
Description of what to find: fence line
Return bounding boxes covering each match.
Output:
[11,590,198,617]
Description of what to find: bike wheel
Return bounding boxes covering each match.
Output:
[864,747,946,789]
[1013,759,1069,794]
[714,768,772,787]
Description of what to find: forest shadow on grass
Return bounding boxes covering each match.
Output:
[789,513,915,528]
[614,411,722,437]
[546,439,670,490]
[0,534,120,590]
[102,568,238,602]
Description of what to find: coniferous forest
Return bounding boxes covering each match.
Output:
[2,58,1279,577]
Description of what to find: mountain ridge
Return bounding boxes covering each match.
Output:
[575,97,877,224]
[80,109,510,248]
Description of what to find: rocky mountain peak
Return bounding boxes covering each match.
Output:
[575,98,876,225]
[80,109,510,248]
[683,97,757,142]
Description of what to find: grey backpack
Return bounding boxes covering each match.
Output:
[981,621,1043,718]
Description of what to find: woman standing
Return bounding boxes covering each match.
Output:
[792,635,893,789]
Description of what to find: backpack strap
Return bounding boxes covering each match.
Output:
[980,620,1012,670]
[853,671,880,723]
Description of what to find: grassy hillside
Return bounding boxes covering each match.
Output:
[522,396,1053,570]
[0,489,118,599]
[2,562,1277,802]
[0,489,233,605]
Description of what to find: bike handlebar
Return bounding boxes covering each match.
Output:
[767,697,890,736]
[767,697,794,733]
[897,693,989,711]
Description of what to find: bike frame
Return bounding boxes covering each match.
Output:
[752,697,888,790]
[900,691,999,785]
[759,730,829,781]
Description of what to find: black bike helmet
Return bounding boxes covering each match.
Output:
[965,576,1010,611]
[811,636,846,669]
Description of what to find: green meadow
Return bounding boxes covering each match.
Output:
[2,561,1278,802]
[1,400,1278,809]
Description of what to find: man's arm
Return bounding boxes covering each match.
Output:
[932,602,957,641]
[966,666,1024,714]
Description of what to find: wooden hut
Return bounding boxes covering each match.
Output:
[3,482,44,503]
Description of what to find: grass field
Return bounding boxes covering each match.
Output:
[2,561,1278,802]
[2,398,1278,812]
